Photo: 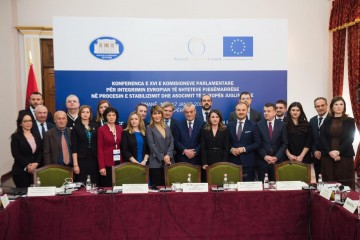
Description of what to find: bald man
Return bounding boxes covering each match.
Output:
[33,105,55,139]
[43,111,72,166]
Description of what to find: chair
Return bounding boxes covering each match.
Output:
[275,160,311,183]
[164,163,201,186]
[206,162,242,186]
[112,162,149,186]
[33,164,73,187]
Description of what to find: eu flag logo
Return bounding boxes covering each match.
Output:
[223,37,253,57]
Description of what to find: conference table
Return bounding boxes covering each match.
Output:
[0,188,359,240]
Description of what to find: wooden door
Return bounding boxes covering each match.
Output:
[41,39,55,114]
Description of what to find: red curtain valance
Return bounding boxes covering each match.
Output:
[329,0,360,31]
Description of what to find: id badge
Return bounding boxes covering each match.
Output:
[113,149,121,161]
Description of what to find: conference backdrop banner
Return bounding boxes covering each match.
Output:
[53,17,287,124]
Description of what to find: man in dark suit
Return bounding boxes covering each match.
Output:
[33,105,55,139]
[65,94,80,129]
[275,99,288,122]
[173,103,204,166]
[43,111,72,166]
[136,103,150,126]
[19,91,53,123]
[257,103,288,181]
[228,91,262,123]
[195,94,212,122]
[228,102,261,181]
[310,97,330,180]
[161,102,178,134]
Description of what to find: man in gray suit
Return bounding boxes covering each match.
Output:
[43,111,72,166]
[228,92,262,123]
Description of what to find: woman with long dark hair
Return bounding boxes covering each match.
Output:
[201,109,229,169]
[11,112,42,187]
[285,102,313,164]
[320,96,355,188]
[71,105,99,184]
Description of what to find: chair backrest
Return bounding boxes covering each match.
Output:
[112,162,149,186]
[164,163,201,186]
[33,164,73,187]
[275,160,311,183]
[206,162,242,186]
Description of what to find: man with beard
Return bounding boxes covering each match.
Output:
[228,92,262,123]
[19,92,53,123]
[196,94,212,122]
[275,99,287,122]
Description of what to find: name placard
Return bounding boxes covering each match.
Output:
[27,187,56,197]
[182,183,208,192]
[319,187,332,200]
[276,181,304,190]
[237,182,263,191]
[122,184,148,194]
[0,194,10,208]
[343,198,359,213]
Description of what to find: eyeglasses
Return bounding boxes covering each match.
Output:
[22,120,33,123]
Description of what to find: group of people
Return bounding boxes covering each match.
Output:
[11,91,356,189]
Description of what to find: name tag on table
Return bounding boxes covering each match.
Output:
[113,149,121,161]
[0,194,10,208]
[276,181,305,190]
[319,186,332,200]
[27,187,56,197]
[182,183,208,192]
[122,184,148,194]
[343,198,359,213]
[237,182,263,191]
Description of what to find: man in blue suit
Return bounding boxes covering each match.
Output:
[173,103,204,166]
[228,102,261,181]
[195,94,212,122]
[309,97,330,180]
[257,103,288,181]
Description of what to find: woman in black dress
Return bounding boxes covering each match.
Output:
[201,109,230,169]
[285,102,313,163]
[11,112,42,187]
[71,105,99,184]
[320,96,355,188]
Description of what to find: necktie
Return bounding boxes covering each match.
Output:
[188,121,193,138]
[204,112,209,122]
[318,117,323,128]
[40,123,45,138]
[165,119,169,126]
[236,121,243,141]
[268,122,273,139]
[61,130,70,165]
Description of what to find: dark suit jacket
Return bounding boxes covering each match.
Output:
[121,130,149,162]
[195,108,209,123]
[201,128,230,166]
[320,117,355,158]
[228,119,261,167]
[97,124,123,169]
[228,108,262,123]
[11,131,42,175]
[19,108,54,123]
[71,122,98,159]
[32,121,55,139]
[257,120,288,166]
[173,118,204,165]
[310,114,330,154]
[43,127,72,166]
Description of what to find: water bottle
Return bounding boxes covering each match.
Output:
[334,184,341,202]
[187,173,192,183]
[36,177,41,187]
[223,174,229,190]
[317,174,323,191]
[86,175,91,192]
[263,173,269,189]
